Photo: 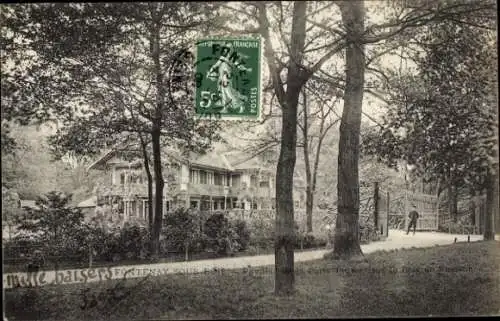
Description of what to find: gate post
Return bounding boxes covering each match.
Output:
[374,182,379,229]
[386,191,390,237]
[436,194,440,231]
[404,190,409,232]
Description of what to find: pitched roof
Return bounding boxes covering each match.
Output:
[77,196,97,208]
[87,149,116,171]
[223,151,262,170]
[190,153,231,171]
[232,158,262,170]
[19,200,38,209]
[88,145,267,173]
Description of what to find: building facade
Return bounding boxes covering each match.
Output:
[81,147,305,222]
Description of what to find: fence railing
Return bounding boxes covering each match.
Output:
[3,243,90,273]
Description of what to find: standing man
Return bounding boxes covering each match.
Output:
[407,204,419,235]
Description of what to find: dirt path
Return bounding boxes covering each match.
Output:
[3,229,491,289]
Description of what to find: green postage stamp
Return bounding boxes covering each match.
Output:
[194,37,263,121]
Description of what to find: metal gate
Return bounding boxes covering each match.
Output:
[375,185,390,237]
[405,191,439,231]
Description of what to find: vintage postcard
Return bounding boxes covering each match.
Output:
[2,1,498,320]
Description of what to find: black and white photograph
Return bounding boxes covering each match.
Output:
[1,1,499,320]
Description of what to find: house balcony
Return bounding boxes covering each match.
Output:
[226,185,273,199]
[184,184,272,199]
[95,182,181,199]
[95,181,273,201]
[96,183,149,198]
[186,184,230,197]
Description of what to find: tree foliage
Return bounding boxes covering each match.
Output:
[14,191,84,245]
[2,3,225,256]
[362,21,497,192]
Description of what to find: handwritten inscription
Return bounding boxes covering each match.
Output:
[5,267,113,288]
[4,265,223,289]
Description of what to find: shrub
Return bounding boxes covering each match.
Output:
[86,225,115,262]
[359,223,380,244]
[294,231,328,250]
[389,215,405,229]
[62,224,95,263]
[3,236,45,267]
[162,208,202,256]
[204,212,240,256]
[118,223,150,260]
[87,224,150,262]
[438,221,475,234]
[232,219,251,251]
[248,217,275,249]
[204,212,228,239]
[297,233,314,249]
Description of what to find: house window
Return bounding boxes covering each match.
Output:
[232,174,241,187]
[214,202,218,210]
[129,201,137,217]
[190,201,198,209]
[199,170,207,184]
[201,200,211,211]
[207,171,214,185]
[120,173,125,185]
[250,175,258,187]
[129,171,140,184]
[138,200,144,218]
[214,173,221,186]
[190,170,199,184]
[143,200,150,220]
[260,181,269,188]
[131,172,143,184]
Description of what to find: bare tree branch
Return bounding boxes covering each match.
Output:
[257,3,286,106]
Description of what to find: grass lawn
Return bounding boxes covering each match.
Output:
[5,241,500,320]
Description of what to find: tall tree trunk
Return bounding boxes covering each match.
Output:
[302,89,314,233]
[275,93,300,295]
[274,1,307,296]
[448,184,458,223]
[305,189,314,232]
[469,187,476,226]
[485,114,499,240]
[436,177,443,227]
[150,12,165,257]
[151,127,164,256]
[309,114,335,232]
[333,0,365,259]
[138,134,154,233]
[373,182,379,228]
[484,171,497,240]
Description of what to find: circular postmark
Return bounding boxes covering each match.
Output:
[168,38,261,120]
[167,48,196,110]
